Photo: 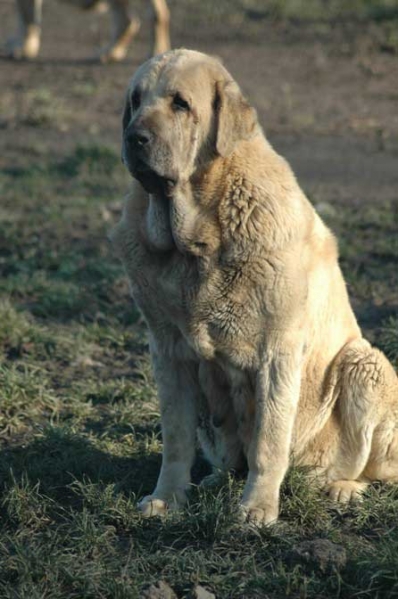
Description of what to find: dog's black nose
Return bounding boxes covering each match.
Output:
[125,129,151,147]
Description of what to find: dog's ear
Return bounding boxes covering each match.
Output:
[122,94,132,131]
[214,80,258,158]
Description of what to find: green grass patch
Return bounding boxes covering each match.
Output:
[0,145,397,597]
[177,0,398,54]
[318,201,398,342]
[379,316,398,365]
[181,0,398,22]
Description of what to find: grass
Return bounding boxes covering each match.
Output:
[379,316,398,363]
[177,0,398,22]
[20,88,70,129]
[321,201,398,358]
[174,0,398,53]
[0,133,397,596]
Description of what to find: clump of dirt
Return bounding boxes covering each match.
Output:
[288,538,347,573]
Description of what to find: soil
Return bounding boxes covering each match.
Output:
[1,0,398,207]
[287,538,347,573]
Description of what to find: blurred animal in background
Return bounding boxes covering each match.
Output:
[7,0,170,62]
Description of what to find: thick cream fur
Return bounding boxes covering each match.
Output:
[112,49,398,524]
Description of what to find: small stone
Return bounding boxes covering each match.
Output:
[72,356,104,368]
[100,207,113,222]
[288,538,347,573]
[140,580,178,599]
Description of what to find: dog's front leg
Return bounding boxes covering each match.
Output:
[240,339,303,525]
[138,345,199,518]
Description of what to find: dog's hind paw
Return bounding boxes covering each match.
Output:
[199,469,227,488]
[324,480,368,503]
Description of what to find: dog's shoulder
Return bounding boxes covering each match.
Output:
[216,136,316,256]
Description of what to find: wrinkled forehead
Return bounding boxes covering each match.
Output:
[128,51,228,100]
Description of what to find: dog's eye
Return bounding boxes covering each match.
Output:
[172,93,190,112]
[131,90,141,111]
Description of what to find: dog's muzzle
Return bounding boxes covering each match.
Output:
[123,127,177,196]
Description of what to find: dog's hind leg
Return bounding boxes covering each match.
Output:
[364,409,398,484]
[324,338,398,502]
[100,0,170,62]
[100,0,140,63]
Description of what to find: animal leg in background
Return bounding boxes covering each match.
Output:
[7,0,170,61]
[8,0,42,59]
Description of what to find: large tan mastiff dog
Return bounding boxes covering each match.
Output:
[111,49,398,524]
[8,0,170,62]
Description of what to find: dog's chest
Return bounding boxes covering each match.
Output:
[132,253,260,368]
[131,251,192,324]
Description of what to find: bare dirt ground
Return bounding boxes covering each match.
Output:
[1,0,398,200]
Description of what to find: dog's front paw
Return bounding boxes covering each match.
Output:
[238,502,279,526]
[137,496,169,518]
[137,492,186,518]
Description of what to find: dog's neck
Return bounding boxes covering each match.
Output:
[143,155,224,256]
[145,193,175,252]
[144,136,294,259]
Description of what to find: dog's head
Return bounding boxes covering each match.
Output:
[122,49,259,195]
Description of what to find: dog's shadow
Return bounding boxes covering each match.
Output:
[0,426,212,513]
[0,427,160,508]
